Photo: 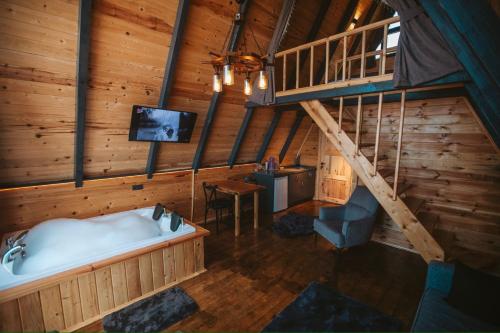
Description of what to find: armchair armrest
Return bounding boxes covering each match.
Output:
[425,260,454,295]
[319,206,345,221]
[342,216,376,248]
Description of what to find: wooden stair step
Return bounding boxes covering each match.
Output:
[359,143,375,148]
[403,197,425,214]
[417,211,439,233]
[396,183,412,195]
[377,168,394,178]
[364,153,389,162]
[344,130,367,134]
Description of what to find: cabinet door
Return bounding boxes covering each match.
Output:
[273,177,288,212]
[287,173,300,206]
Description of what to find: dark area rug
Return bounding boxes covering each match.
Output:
[272,212,316,237]
[103,287,198,332]
[263,282,402,332]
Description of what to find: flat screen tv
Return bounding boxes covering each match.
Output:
[129,105,197,143]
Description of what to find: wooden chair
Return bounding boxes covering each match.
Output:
[202,182,234,234]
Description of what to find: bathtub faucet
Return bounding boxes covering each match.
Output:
[2,244,26,265]
[5,230,28,249]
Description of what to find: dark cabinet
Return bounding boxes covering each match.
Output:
[288,169,316,206]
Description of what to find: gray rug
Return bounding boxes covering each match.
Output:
[263,282,402,332]
[272,213,316,237]
[103,287,198,332]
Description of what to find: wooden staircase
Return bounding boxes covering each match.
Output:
[300,98,445,263]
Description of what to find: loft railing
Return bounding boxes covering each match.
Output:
[275,16,400,97]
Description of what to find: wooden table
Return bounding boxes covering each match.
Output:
[207,180,265,237]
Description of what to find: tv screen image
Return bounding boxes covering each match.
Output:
[129,105,197,143]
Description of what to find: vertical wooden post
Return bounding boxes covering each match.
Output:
[296,50,300,89]
[393,90,406,200]
[355,95,362,154]
[190,169,195,221]
[310,46,314,86]
[372,92,383,175]
[348,60,352,80]
[381,24,388,75]
[234,194,241,236]
[253,191,259,229]
[334,61,338,81]
[342,35,347,81]
[360,30,366,78]
[325,41,329,84]
[338,96,344,133]
[283,54,286,91]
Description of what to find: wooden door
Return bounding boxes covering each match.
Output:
[316,132,353,203]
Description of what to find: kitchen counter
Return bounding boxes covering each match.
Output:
[254,165,316,178]
[253,166,316,213]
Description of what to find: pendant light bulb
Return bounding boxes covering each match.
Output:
[243,75,252,96]
[223,64,234,85]
[213,73,223,92]
[258,70,268,90]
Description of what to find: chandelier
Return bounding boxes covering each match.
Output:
[202,8,269,96]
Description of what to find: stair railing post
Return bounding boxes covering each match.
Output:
[325,41,329,84]
[355,95,362,154]
[283,54,286,91]
[393,90,406,200]
[338,96,344,133]
[296,50,300,89]
[382,23,388,75]
[372,92,383,175]
[310,46,314,86]
[360,30,366,78]
[342,35,347,81]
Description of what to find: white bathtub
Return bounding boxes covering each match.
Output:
[0,207,195,291]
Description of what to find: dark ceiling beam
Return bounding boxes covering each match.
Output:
[348,1,378,56]
[145,0,190,179]
[191,0,251,172]
[279,112,305,163]
[314,0,359,85]
[286,0,332,89]
[74,0,93,188]
[256,111,282,163]
[227,107,254,168]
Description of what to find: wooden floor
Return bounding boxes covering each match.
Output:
[82,200,427,332]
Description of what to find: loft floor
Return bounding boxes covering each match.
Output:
[82,200,427,332]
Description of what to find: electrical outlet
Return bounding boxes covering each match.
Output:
[132,184,144,191]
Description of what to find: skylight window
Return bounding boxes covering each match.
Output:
[375,12,399,58]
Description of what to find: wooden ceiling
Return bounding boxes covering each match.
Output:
[0,0,388,186]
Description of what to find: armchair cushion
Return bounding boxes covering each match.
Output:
[344,204,371,221]
[349,186,379,214]
[319,206,345,221]
[313,219,345,248]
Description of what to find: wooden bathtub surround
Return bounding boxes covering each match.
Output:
[300,99,445,263]
[0,222,209,332]
[204,180,265,237]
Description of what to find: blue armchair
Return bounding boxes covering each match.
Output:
[314,186,379,249]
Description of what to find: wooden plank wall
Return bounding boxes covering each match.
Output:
[0,164,261,235]
[0,0,79,185]
[342,97,500,270]
[0,170,192,235]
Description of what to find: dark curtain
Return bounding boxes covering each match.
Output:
[384,0,462,87]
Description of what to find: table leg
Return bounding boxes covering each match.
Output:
[253,191,259,229]
[235,194,240,237]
